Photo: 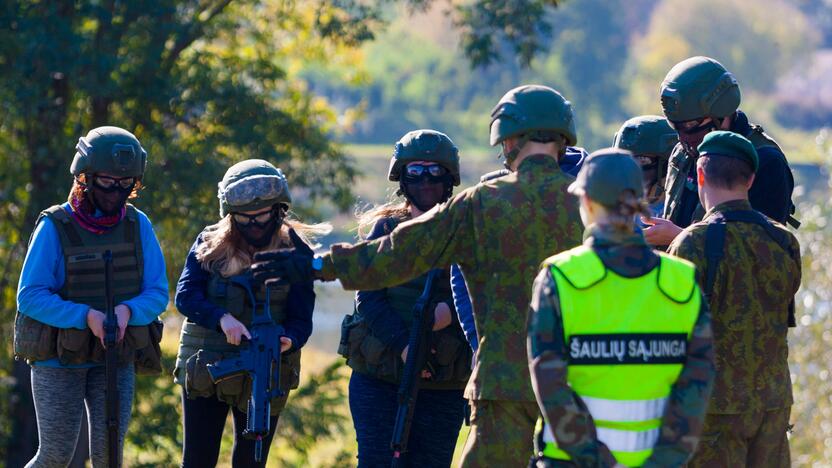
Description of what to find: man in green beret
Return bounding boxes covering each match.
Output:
[668,131,801,467]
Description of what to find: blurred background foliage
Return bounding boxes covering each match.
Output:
[0,0,830,466]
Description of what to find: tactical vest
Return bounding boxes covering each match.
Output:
[537,246,700,467]
[13,204,163,373]
[338,218,472,390]
[174,270,299,414]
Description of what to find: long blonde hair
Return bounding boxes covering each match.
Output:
[593,191,651,233]
[355,199,410,240]
[195,211,331,277]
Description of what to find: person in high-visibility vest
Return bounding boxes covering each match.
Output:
[527,148,716,467]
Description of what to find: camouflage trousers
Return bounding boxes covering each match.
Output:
[687,407,791,468]
[459,399,538,468]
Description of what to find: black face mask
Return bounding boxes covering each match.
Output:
[677,121,716,157]
[400,173,453,212]
[235,215,280,248]
[88,184,133,216]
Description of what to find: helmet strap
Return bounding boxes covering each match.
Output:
[501,133,532,171]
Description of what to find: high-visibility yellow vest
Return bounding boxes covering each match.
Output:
[539,245,701,467]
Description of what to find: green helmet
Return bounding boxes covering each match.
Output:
[217,159,291,217]
[489,85,577,147]
[70,126,147,178]
[613,115,678,159]
[660,56,741,122]
[388,129,460,186]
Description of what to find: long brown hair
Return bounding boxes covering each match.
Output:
[196,211,331,277]
[596,190,651,233]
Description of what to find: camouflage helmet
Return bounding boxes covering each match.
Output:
[660,56,741,122]
[613,115,678,159]
[217,159,291,217]
[388,129,460,186]
[70,126,147,178]
[489,85,577,147]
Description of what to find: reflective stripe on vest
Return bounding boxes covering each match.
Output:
[539,245,700,467]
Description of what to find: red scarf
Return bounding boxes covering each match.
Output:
[69,191,126,234]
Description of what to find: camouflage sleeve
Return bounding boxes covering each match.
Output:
[667,229,706,285]
[527,268,617,467]
[320,187,477,290]
[642,287,715,468]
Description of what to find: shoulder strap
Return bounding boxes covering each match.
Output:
[656,253,697,304]
[124,204,144,280]
[743,127,800,229]
[703,216,727,300]
[549,246,607,290]
[41,205,83,247]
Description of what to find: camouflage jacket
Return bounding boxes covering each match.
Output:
[662,111,795,228]
[528,225,715,467]
[321,154,583,401]
[668,199,801,413]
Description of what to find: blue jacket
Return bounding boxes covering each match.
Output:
[17,203,169,367]
[174,232,314,352]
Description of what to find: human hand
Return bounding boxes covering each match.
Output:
[433,302,452,331]
[641,216,683,246]
[219,313,252,345]
[252,229,315,284]
[114,304,131,342]
[280,336,293,353]
[87,308,106,347]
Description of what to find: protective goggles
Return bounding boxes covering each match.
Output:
[220,173,288,208]
[93,174,137,190]
[232,208,278,226]
[668,118,713,135]
[404,163,447,178]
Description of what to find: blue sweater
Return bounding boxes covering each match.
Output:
[174,233,314,352]
[17,203,169,367]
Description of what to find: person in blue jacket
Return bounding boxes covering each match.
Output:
[173,159,328,468]
[338,130,473,467]
[16,126,168,467]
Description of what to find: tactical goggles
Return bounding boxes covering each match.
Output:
[93,174,137,190]
[232,208,278,226]
[668,118,713,135]
[221,174,287,208]
[404,163,447,179]
[634,154,660,168]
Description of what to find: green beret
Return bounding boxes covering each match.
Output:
[568,148,643,207]
[697,130,759,172]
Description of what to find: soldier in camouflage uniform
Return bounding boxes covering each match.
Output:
[668,131,801,467]
[528,148,715,467]
[252,84,584,466]
[612,115,678,218]
[644,56,797,247]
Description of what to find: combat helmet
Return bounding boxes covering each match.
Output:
[613,115,678,203]
[71,126,147,178]
[218,159,291,217]
[489,85,577,165]
[388,129,460,186]
[660,56,741,123]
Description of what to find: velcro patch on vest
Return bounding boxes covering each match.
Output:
[568,333,687,365]
[68,252,103,263]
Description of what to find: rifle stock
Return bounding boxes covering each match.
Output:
[103,250,119,468]
[390,269,441,467]
[206,276,285,462]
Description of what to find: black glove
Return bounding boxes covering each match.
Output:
[252,228,315,284]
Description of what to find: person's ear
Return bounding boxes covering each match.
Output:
[696,163,706,188]
[746,172,756,190]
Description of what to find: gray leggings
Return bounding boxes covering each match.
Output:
[26,364,134,468]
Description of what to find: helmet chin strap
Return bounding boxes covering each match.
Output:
[501,134,532,171]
